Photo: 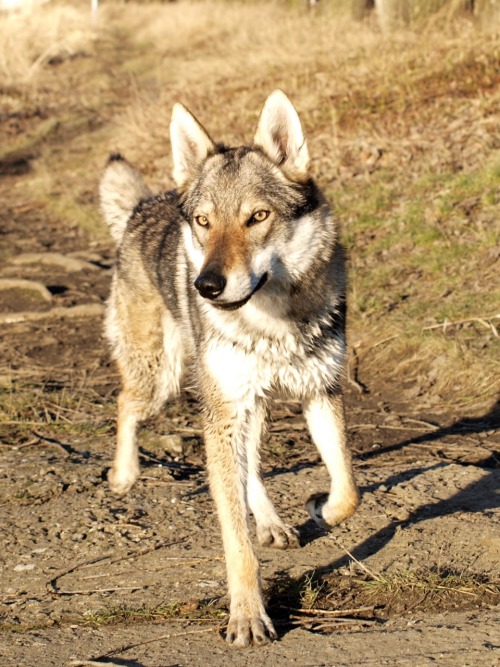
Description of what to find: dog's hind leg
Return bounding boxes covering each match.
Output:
[246,401,300,549]
[106,287,183,495]
[303,392,360,529]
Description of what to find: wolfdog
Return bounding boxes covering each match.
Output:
[100,90,360,647]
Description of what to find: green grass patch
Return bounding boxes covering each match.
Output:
[333,153,500,406]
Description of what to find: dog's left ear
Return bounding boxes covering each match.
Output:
[170,103,216,190]
[254,90,309,181]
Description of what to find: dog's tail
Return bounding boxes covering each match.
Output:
[99,154,152,243]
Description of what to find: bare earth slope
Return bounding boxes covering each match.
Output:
[0,4,499,666]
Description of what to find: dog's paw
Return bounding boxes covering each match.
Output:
[256,522,300,549]
[226,611,277,648]
[107,464,139,495]
[305,491,359,530]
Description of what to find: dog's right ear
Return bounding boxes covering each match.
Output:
[170,103,216,190]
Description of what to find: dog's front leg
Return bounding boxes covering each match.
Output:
[303,391,360,529]
[202,390,277,647]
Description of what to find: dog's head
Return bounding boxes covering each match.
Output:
[172,90,330,311]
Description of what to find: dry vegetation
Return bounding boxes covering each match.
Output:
[0,1,497,443]
[117,1,500,411]
[4,0,497,410]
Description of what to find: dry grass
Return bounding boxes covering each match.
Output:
[354,569,500,614]
[106,2,499,410]
[1,1,499,410]
[0,3,97,94]
[267,565,500,622]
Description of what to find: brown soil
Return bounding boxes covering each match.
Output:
[0,8,499,667]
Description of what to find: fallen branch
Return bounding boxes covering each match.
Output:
[48,538,187,594]
[288,605,375,617]
[47,552,116,594]
[291,618,377,630]
[56,585,145,596]
[103,626,222,658]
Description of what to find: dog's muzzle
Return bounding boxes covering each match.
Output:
[211,273,268,311]
[194,271,268,310]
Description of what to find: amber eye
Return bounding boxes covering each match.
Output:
[195,215,209,228]
[248,210,270,226]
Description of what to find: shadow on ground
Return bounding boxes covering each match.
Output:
[271,400,499,638]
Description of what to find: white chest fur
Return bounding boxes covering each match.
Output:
[202,305,345,403]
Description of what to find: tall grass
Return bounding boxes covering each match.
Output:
[0,4,97,89]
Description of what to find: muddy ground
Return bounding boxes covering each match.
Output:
[0,10,499,667]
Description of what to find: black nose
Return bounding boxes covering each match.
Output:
[194,272,226,300]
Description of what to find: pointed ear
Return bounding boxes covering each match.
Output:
[170,103,216,189]
[254,90,309,180]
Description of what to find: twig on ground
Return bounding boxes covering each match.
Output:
[287,605,375,617]
[57,586,145,596]
[347,348,368,394]
[103,626,223,657]
[0,420,52,426]
[48,538,188,594]
[47,552,116,594]
[422,314,500,335]
[68,662,125,667]
[80,555,223,580]
[31,430,71,457]
[103,537,188,569]
[348,423,436,432]
[360,314,500,352]
[402,417,439,429]
[329,539,384,583]
[291,618,377,630]
[366,334,401,350]
[0,436,39,448]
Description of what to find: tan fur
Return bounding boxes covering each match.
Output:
[203,225,249,274]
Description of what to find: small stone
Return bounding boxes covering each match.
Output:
[14,563,35,572]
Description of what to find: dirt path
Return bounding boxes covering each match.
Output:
[0,14,499,667]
